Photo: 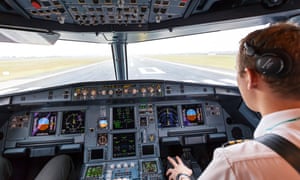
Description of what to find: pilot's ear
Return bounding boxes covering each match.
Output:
[244,68,258,90]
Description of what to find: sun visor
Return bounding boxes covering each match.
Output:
[0,28,59,45]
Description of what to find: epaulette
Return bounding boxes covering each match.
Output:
[222,139,248,147]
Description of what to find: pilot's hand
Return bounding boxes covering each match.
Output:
[166,156,193,180]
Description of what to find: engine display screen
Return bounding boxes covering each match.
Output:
[157,105,179,128]
[31,112,57,136]
[182,104,204,126]
[112,106,135,129]
[61,110,85,134]
[112,133,136,158]
[142,161,158,173]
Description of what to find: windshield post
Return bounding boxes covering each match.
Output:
[111,41,128,80]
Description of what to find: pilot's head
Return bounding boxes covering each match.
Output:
[236,23,300,112]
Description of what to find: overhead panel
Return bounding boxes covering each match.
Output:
[14,0,191,26]
[1,0,298,43]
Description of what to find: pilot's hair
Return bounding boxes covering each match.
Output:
[238,22,300,97]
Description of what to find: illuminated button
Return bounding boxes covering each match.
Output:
[101,90,106,95]
[74,88,81,97]
[82,89,88,96]
[141,87,146,93]
[108,89,114,95]
[31,0,42,9]
[157,86,162,93]
[110,164,115,169]
[130,162,135,167]
[123,163,128,168]
[116,164,122,168]
[124,88,129,94]
[91,89,97,96]
[148,87,154,93]
[132,88,137,95]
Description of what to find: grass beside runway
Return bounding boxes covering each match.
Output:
[0,54,236,82]
[0,57,107,82]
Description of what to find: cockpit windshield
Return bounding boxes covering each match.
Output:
[0,25,265,96]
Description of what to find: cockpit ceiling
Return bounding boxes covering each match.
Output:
[0,0,300,43]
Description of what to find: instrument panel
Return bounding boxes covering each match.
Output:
[0,80,253,179]
[4,100,227,179]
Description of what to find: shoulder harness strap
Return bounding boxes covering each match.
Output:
[255,133,300,174]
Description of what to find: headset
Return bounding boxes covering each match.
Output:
[243,42,293,77]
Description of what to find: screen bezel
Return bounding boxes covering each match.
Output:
[181,104,204,127]
[111,106,136,130]
[141,144,155,157]
[111,132,137,159]
[85,164,104,178]
[30,111,58,136]
[141,160,159,173]
[156,105,179,128]
[61,110,86,134]
[90,148,104,160]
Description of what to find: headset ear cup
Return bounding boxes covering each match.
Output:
[244,42,293,77]
[255,54,285,75]
[255,50,293,77]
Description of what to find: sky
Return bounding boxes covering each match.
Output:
[130,25,268,55]
[0,25,266,57]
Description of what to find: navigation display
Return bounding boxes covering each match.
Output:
[157,105,179,128]
[31,112,57,136]
[182,104,204,126]
[112,106,135,129]
[112,133,136,158]
[61,110,85,134]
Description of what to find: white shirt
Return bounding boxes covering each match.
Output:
[198,108,300,180]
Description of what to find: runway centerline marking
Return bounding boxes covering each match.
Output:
[138,67,165,74]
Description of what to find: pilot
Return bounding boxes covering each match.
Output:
[0,154,74,180]
[166,23,300,180]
